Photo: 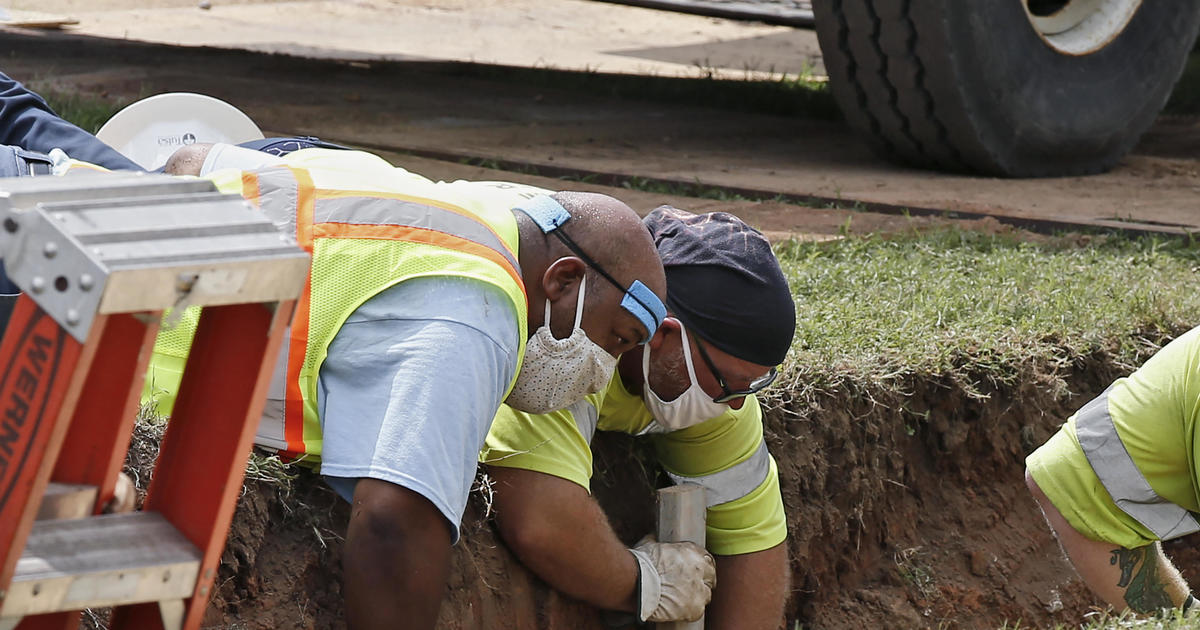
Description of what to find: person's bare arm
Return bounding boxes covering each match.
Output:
[343,478,453,630]
[1026,470,1190,613]
[707,543,788,630]
[489,466,640,611]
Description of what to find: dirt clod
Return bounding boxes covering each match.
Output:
[969,550,993,577]
[854,588,923,628]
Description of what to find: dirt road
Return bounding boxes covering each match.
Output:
[3,3,1197,235]
[5,0,822,79]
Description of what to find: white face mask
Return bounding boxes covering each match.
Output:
[641,325,728,430]
[506,276,618,414]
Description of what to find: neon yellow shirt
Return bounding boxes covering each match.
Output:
[1027,325,1200,548]
[481,370,787,556]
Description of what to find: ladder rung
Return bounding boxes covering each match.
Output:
[0,512,201,618]
[0,174,309,342]
[35,483,98,521]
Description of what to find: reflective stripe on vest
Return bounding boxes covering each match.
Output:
[311,195,521,274]
[667,441,771,509]
[309,176,520,458]
[250,167,300,243]
[570,399,599,444]
[241,166,526,459]
[1076,386,1200,540]
[145,164,528,458]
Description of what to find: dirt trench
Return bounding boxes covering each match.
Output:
[148,331,1200,630]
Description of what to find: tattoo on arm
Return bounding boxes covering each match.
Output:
[1110,546,1174,613]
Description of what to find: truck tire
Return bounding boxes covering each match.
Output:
[811,0,1200,177]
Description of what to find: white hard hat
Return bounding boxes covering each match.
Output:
[96,92,265,170]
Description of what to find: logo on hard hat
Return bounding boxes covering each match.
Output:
[182,133,196,145]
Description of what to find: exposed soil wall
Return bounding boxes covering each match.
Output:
[116,337,1197,630]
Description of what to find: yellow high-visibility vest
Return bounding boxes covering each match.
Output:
[146,149,530,461]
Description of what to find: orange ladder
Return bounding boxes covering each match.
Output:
[0,173,309,630]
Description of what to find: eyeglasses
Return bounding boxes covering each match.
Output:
[691,334,778,403]
[549,226,662,344]
[512,196,666,344]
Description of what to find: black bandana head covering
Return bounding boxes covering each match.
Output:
[644,205,795,366]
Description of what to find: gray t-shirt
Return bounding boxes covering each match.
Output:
[317,275,520,541]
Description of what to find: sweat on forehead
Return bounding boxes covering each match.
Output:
[514,194,667,340]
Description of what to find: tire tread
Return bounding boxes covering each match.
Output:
[824,0,967,171]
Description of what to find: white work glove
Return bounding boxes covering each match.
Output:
[103,472,137,514]
[628,536,716,623]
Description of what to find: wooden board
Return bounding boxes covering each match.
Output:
[0,10,79,30]
[2,512,200,617]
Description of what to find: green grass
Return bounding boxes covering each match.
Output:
[1011,608,1200,629]
[131,397,304,500]
[617,175,757,201]
[455,47,1200,120]
[771,228,1200,402]
[1081,610,1200,629]
[443,61,839,120]
[455,156,795,203]
[38,89,125,134]
[773,227,1200,628]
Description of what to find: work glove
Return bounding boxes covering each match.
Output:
[628,535,716,623]
[103,472,137,514]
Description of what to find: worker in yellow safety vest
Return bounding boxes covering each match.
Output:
[482,206,795,627]
[151,142,668,630]
[1026,325,1200,616]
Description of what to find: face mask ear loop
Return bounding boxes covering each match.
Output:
[572,275,587,329]
[641,332,654,386]
[677,325,703,389]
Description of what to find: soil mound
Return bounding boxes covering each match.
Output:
[114,336,1197,629]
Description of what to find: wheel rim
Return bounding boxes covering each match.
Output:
[1023,0,1144,55]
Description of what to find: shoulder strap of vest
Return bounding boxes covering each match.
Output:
[245,166,521,278]
[311,192,520,275]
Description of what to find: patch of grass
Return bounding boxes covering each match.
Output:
[39,90,124,134]
[443,62,839,120]
[125,400,170,495]
[1083,609,1200,629]
[770,227,1200,404]
[618,175,753,201]
[244,452,301,498]
[453,154,802,204]
[1023,609,1200,629]
[130,396,308,503]
[459,156,541,176]
[894,546,937,599]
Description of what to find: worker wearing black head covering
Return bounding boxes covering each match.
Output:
[482,203,797,629]
[644,204,795,367]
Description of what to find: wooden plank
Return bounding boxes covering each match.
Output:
[34,484,97,522]
[0,10,79,30]
[592,0,814,27]
[656,484,706,630]
[0,513,201,618]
